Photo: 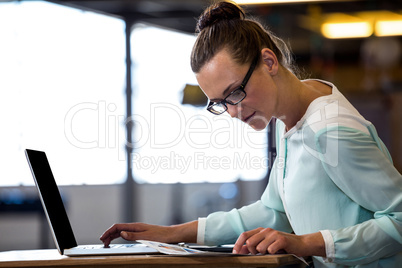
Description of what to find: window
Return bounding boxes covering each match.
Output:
[0,1,126,185]
[130,24,268,183]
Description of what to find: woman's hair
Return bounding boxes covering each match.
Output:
[190,1,297,76]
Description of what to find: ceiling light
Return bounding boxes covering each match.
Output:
[320,13,373,39]
[321,21,372,38]
[233,0,333,4]
[375,20,402,36]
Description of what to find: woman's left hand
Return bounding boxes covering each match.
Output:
[232,227,326,257]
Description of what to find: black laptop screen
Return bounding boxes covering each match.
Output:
[25,149,77,253]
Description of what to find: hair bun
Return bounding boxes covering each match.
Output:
[196,1,245,32]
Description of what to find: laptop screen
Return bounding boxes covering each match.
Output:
[25,149,77,253]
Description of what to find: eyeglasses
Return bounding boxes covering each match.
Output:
[207,56,258,115]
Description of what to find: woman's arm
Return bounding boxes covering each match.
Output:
[315,126,402,265]
[232,228,326,257]
[100,220,198,247]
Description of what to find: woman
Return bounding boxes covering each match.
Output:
[100,2,402,267]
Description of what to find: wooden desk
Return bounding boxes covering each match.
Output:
[0,249,304,268]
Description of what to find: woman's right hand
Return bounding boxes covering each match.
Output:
[99,221,198,247]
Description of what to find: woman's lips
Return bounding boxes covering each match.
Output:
[242,111,256,122]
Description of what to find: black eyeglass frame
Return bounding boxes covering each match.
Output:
[207,56,259,115]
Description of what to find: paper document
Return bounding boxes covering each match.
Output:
[137,240,234,256]
[137,240,310,266]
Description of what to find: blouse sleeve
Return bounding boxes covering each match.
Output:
[202,159,293,245]
[201,120,292,246]
[315,125,402,265]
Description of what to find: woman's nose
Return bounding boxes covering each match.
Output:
[226,104,242,118]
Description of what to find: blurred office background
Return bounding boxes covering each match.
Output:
[0,0,401,251]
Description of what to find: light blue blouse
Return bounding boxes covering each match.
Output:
[197,80,402,267]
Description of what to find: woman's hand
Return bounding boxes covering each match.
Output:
[100,221,198,247]
[232,227,326,257]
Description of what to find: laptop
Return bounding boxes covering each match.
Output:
[25,149,158,256]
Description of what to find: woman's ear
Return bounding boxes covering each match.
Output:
[261,48,279,76]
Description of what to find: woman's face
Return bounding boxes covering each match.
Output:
[196,49,277,131]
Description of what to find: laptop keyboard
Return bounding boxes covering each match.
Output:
[78,244,139,249]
